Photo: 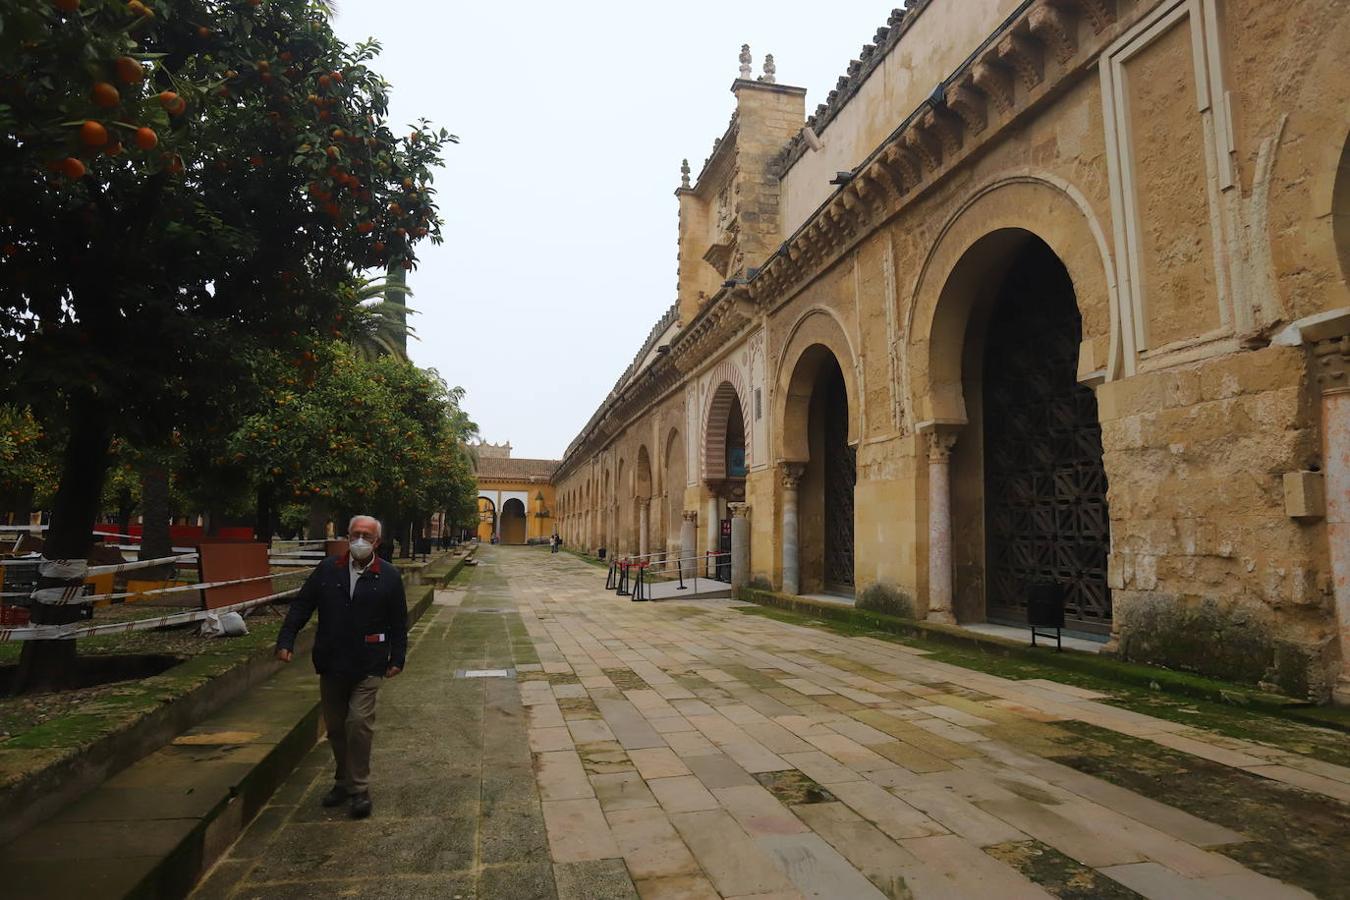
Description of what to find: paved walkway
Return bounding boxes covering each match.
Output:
[194,547,1349,899]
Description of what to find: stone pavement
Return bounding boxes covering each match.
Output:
[194,547,1349,899]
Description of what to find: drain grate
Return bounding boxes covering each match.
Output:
[455,668,516,679]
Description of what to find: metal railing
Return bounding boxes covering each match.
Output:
[607,550,731,602]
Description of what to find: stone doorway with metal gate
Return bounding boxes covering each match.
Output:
[979,238,1111,634]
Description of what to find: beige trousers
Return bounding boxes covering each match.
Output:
[320,674,382,794]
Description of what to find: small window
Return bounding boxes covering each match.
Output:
[755,388,763,420]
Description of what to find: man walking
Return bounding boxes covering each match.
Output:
[275,515,407,819]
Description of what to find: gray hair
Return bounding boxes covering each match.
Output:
[347,515,383,538]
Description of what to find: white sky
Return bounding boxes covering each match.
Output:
[333,1,895,460]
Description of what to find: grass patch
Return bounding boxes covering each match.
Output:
[1045,721,1350,898]
[986,840,1143,899]
[562,548,610,570]
[734,599,1350,767]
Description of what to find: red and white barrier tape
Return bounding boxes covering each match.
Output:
[0,586,302,642]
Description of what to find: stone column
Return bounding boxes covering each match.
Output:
[705,493,721,556]
[680,510,698,579]
[1314,334,1350,705]
[729,503,751,591]
[925,428,959,624]
[638,498,650,558]
[780,463,805,595]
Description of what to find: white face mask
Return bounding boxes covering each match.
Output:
[350,538,375,562]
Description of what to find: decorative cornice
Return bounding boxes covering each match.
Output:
[777,1,937,176]
[748,0,1121,309]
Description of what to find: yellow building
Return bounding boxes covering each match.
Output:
[554,2,1350,703]
[474,442,559,545]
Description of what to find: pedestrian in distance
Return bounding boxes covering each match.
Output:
[550,532,559,554]
[275,515,407,819]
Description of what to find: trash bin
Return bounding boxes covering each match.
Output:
[1026,582,1065,650]
[597,547,607,560]
[1026,583,1065,627]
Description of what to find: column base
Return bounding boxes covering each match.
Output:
[1333,677,1350,708]
[926,610,956,625]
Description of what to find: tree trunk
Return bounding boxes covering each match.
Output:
[254,485,274,545]
[137,460,174,584]
[138,462,172,560]
[13,397,113,694]
[306,502,328,541]
[115,486,136,541]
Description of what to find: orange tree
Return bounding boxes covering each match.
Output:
[223,342,478,548]
[0,0,451,689]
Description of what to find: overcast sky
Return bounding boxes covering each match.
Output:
[333,2,894,460]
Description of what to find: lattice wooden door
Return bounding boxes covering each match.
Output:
[823,365,855,590]
[983,244,1111,633]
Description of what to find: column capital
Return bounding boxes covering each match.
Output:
[728,502,752,519]
[637,497,651,512]
[682,510,698,524]
[1313,335,1350,396]
[779,462,806,489]
[925,428,960,461]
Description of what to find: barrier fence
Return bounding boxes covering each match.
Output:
[606,550,731,602]
[0,540,318,641]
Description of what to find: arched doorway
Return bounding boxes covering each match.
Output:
[783,347,855,594]
[635,445,652,556]
[476,496,497,542]
[499,497,527,545]
[704,381,748,576]
[979,239,1110,631]
[664,428,685,558]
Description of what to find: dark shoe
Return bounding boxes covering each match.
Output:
[321,785,349,808]
[350,793,372,819]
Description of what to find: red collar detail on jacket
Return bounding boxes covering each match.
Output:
[338,552,382,575]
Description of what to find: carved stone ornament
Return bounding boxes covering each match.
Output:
[739,44,753,79]
[926,429,959,461]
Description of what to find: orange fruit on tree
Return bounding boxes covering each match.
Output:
[104,140,123,156]
[59,157,86,179]
[197,25,210,38]
[157,90,179,110]
[133,126,158,149]
[79,120,108,147]
[91,82,120,107]
[317,75,331,90]
[54,0,81,10]
[356,221,374,234]
[113,57,144,84]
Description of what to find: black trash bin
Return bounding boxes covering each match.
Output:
[1026,582,1065,650]
[597,547,607,560]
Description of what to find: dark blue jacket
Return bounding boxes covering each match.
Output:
[276,553,408,678]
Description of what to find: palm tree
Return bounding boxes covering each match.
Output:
[342,271,418,362]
